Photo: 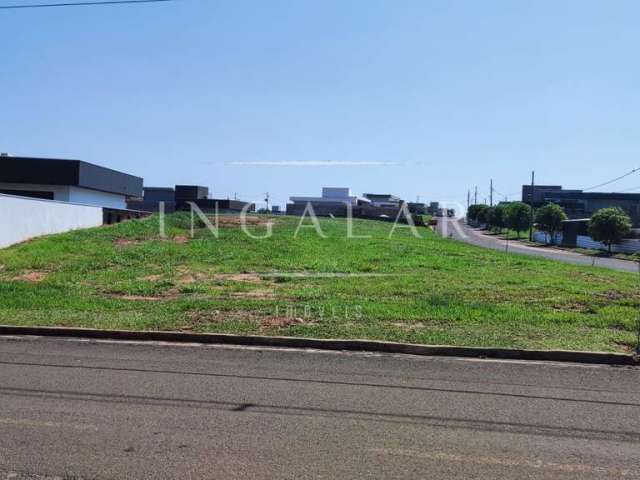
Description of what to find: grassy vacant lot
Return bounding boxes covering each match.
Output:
[0,214,638,352]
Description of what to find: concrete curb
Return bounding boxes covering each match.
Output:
[0,325,638,366]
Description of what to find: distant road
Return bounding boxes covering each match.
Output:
[436,217,638,273]
[1,336,639,479]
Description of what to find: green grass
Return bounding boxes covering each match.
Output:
[0,213,638,353]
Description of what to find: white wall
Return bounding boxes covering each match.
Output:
[0,194,103,249]
[0,183,127,209]
[68,187,127,209]
[533,231,563,245]
[0,182,71,201]
[576,235,640,254]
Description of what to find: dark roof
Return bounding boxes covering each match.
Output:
[0,156,143,197]
[522,184,640,201]
[551,191,640,201]
[363,193,401,200]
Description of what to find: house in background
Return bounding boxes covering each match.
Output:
[522,185,640,227]
[407,202,427,215]
[531,217,640,254]
[127,185,255,213]
[0,155,143,210]
[286,187,425,225]
[286,187,369,216]
[0,155,148,248]
[363,193,402,208]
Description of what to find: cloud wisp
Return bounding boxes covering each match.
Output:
[224,160,400,167]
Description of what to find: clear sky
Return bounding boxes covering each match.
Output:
[2,0,640,210]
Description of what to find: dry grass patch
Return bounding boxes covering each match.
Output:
[209,216,274,228]
[173,235,189,244]
[182,309,312,331]
[213,273,265,283]
[12,271,48,283]
[114,239,144,247]
[229,289,278,299]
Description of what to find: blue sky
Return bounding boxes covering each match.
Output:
[2,0,640,210]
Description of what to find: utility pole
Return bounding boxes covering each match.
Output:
[490,179,494,207]
[474,186,478,205]
[529,171,535,241]
[467,190,470,210]
[264,192,270,212]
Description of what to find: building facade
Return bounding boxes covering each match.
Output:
[522,185,640,226]
[0,156,143,210]
[127,185,255,213]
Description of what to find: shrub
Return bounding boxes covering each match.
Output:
[535,203,567,244]
[588,207,632,253]
[505,202,532,238]
[486,204,506,233]
[467,204,490,225]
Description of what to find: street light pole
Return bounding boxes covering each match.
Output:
[529,171,535,241]
[490,179,493,207]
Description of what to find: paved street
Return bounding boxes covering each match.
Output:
[0,336,639,479]
[436,217,638,273]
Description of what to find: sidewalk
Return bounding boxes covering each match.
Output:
[438,218,638,273]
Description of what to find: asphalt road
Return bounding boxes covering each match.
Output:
[1,336,639,479]
[436,217,638,273]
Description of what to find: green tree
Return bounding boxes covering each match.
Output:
[476,205,490,225]
[535,203,567,244]
[505,202,532,238]
[588,207,632,254]
[487,204,506,233]
[466,204,490,225]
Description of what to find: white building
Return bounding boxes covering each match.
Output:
[363,193,402,208]
[0,155,143,210]
[289,187,366,206]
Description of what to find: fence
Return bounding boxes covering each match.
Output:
[576,235,640,254]
[0,194,103,249]
[532,231,563,245]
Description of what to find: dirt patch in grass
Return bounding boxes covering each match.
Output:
[107,289,181,301]
[552,302,596,314]
[114,239,144,247]
[229,289,278,299]
[173,235,189,244]
[140,268,271,286]
[259,316,310,328]
[390,321,430,331]
[213,273,265,283]
[181,310,312,330]
[177,272,209,284]
[12,271,48,283]
[110,294,166,301]
[211,216,273,228]
[143,274,164,282]
[596,290,626,301]
[613,341,634,353]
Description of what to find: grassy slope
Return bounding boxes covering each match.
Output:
[0,214,638,352]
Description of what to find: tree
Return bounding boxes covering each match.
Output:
[505,202,532,238]
[588,207,632,254]
[486,204,506,233]
[535,203,567,244]
[476,205,490,225]
[466,204,490,225]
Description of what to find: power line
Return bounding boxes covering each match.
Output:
[0,0,173,9]
[583,167,640,192]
